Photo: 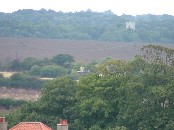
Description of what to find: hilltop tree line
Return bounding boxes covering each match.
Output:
[3,45,174,130]
[0,9,174,43]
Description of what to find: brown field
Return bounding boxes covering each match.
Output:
[0,37,174,64]
[0,87,41,101]
[0,37,165,64]
[0,86,40,114]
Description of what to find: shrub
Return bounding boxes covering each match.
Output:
[40,65,67,78]
[0,98,27,109]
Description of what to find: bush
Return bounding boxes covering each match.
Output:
[0,73,45,89]
[51,54,74,68]
[30,65,41,76]
[0,98,27,109]
[0,75,7,86]
[40,65,67,78]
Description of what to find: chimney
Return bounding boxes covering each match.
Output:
[57,119,68,130]
[0,117,7,130]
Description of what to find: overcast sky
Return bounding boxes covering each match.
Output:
[0,0,173,16]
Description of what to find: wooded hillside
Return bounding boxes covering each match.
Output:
[0,9,174,43]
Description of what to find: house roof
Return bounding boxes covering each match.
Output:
[9,122,52,130]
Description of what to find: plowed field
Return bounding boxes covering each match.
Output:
[0,37,148,64]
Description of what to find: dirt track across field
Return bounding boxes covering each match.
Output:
[0,37,174,64]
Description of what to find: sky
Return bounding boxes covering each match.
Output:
[0,0,173,16]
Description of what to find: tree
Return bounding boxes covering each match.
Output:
[51,54,74,68]
[30,65,41,76]
[97,59,127,76]
[39,65,67,78]
[39,77,78,127]
[6,45,174,130]
[21,57,40,70]
[75,59,129,129]
[117,45,174,130]
[7,59,23,71]
[9,73,44,89]
[140,44,174,65]
[6,77,77,130]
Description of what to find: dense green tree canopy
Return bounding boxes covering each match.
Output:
[51,54,75,68]
[40,77,77,118]
[6,77,77,130]
[0,9,174,43]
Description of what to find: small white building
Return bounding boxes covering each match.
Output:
[126,20,135,30]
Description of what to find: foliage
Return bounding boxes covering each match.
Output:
[0,73,3,78]
[0,9,174,43]
[30,65,41,76]
[6,100,60,129]
[0,74,6,85]
[0,73,45,89]
[0,53,82,89]
[7,57,52,71]
[5,45,174,130]
[141,44,174,65]
[105,126,127,130]
[0,98,27,109]
[21,57,41,70]
[39,65,67,78]
[40,77,77,119]
[7,59,24,71]
[51,54,75,68]
[6,77,77,130]
[76,73,121,129]
[116,46,174,130]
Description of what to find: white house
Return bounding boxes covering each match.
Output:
[126,20,135,30]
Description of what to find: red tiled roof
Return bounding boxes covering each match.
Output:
[9,122,52,130]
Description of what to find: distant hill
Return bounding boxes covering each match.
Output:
[0,9,174,43]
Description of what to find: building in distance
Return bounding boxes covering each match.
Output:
[126,19,135,30]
